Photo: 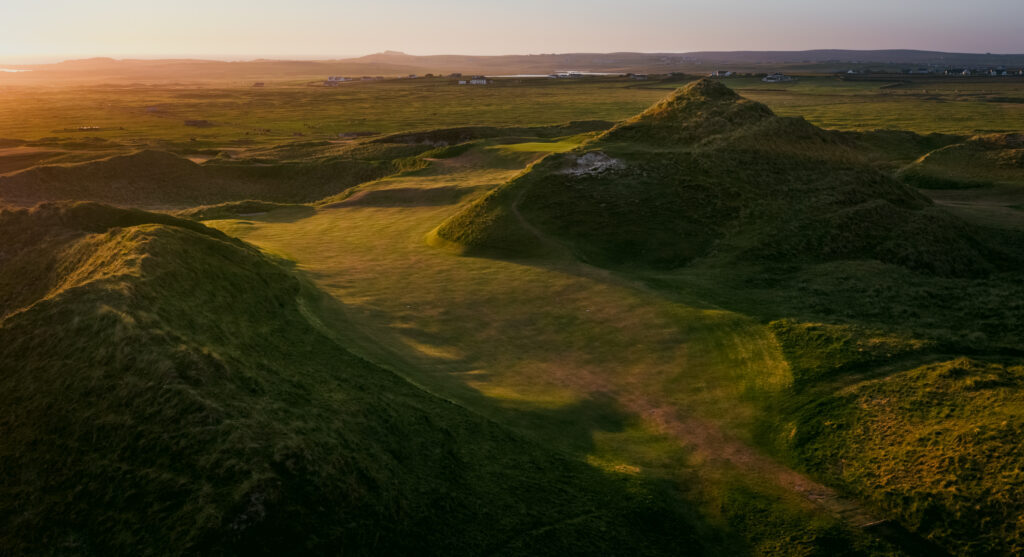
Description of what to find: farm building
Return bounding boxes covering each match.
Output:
[710,70,733,77]
[459,76,490,85]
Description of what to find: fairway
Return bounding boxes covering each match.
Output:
[206,142,906,552]
[4,61,1024,555]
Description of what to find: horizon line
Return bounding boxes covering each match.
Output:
[5,47,1024,66]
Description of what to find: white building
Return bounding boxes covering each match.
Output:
[710,70,733,77]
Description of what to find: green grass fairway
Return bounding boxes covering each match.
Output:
[207,144,907,555]
[4,75,1023,555]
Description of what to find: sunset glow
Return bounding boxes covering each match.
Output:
[2,0,1022,63]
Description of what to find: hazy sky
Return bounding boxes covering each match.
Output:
[2,0,1023,63]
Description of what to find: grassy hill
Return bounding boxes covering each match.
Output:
[435,79,1023,277]
[0,202,704,556]
[430,81,1024,554]
[899,133,1024,189]
[0,148,413,209]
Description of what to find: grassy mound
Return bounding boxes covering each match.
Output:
[771,352,1024,556]
[177,200,312,221]
[0,149,404,209]
[0,202,702,556]
[436,80,1022,277]
[899,133,1024,189]
[371,121,614,146]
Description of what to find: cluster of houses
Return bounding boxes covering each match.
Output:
[707,70,795,82]
[842,67,1024,77]
[458,76,490,85]
[324,75,382,86]
[943,67,1024,77]
[324,73,474,86]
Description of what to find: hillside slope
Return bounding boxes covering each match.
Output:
[0,149,401,208]
[435,80,1022,277]
[0,202,700,556]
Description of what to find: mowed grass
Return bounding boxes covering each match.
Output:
[207,146,902,554]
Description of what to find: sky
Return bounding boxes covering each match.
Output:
[2,0,1023,63]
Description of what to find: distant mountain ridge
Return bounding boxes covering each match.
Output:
[4,49,1023,83]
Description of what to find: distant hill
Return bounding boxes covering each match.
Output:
[0,202,700,555]
[434,79,1023,277]
[4,49,1023,84]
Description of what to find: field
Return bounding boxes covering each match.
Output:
[2,74,1023,555]
[2,75,1024,152]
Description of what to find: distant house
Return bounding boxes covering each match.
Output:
[710,70,733,77]
[631,74,648,80]
[325,76,351,86]
[459,75,490,85]
[408,74,418,79]
[762,73,794,83]
[252,82,265,87]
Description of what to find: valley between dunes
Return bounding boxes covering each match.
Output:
[206,149,931,555]
[5,78,1022,555]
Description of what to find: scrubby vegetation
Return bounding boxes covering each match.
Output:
[899,133,1024,189]
[433,81,1024,555]
[437,80,1024,276]
[0,148,416,208]
[4,74,1024,556]
[0,202,705,556]
[767,349,1024,555]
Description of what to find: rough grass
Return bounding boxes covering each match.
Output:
[437,80,1023,278]
[0,202,707,556]
[177,200,313,221]
[206,143,920,555]
[900,133,1024,189]
[430,83,1024,554]
[0,149,405,208]
[775,357,1024,556]
[5,75,1024,556]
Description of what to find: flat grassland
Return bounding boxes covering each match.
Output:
[1,75,1023,152]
